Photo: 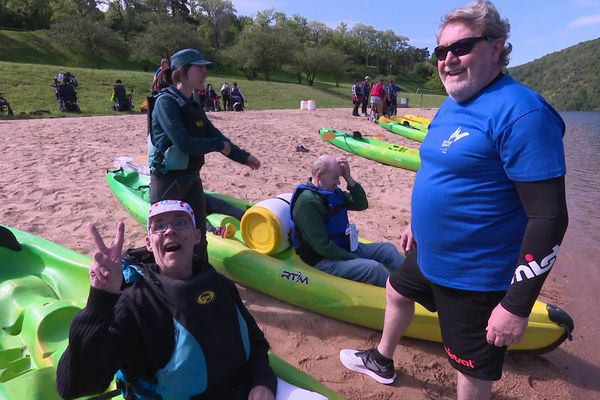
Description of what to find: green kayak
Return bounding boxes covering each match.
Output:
[390,115,429,132]
[378,116,427,143]
[106,168,575,354]
[0,224,342,400]
[319,128,421,171]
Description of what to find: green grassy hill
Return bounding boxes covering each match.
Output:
[0,29,147,70]
[0,29,446,117]
[509,37,600,111]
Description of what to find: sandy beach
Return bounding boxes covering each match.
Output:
[0,108,594,399]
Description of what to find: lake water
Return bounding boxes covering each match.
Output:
[554,111,600,397]
[562,111,600,254]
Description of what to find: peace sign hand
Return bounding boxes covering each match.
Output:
[87,222,125,294]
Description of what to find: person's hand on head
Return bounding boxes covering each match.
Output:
[221,141,232,156]
[337,157,351,181]
[247,155,261,170]
[87,222,124,294]
[247,385,274,400]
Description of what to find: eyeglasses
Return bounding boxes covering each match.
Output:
[434,36,496,60]
[149,216,193,234]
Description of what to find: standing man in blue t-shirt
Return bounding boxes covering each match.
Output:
[341,1,569,399]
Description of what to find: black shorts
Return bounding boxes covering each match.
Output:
[389,250,507,381]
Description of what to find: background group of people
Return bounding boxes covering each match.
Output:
[352,76,402,120]
[153,58,245,112]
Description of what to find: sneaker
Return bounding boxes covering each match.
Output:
[339,348,396,384]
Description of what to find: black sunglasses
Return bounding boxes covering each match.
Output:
[434,36,496,59]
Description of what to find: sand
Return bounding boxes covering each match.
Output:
[0,108,591,399]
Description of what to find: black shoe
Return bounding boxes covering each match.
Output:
[339,348,396,384]
[295,145,310,153]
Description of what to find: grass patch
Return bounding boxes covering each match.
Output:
[0,29,149,70]
[0,60,446,118]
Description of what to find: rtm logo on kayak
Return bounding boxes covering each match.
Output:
[512,245,560,284]
[281,270,309,285]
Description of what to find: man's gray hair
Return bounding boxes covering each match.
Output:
[311,155,334,177]
[437,0,512,66]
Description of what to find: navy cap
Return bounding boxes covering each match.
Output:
[170,48,213,70]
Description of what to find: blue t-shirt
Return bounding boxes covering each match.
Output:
[412,74,566,291]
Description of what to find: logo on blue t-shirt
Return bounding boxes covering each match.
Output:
[441,127,470,153]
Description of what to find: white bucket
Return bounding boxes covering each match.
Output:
[307,99,317,111]
[240,193,293,255]
[300,100,308,110]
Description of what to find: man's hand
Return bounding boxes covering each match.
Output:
[399,223,415,255]
[221,141,232,156]
[87,222,125,294]
[247,155,261,170]
[337,157,356,186]
[486,303,528,347]
[247,385,274,400]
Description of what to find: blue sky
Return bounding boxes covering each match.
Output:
[230,0,600,67]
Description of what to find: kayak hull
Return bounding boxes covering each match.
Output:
[378,116,427,142]
[319,128,421,171]
[106,169,574,354]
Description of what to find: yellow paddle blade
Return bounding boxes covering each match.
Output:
[322,130,337,141]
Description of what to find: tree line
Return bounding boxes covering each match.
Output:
[0,0,442,88]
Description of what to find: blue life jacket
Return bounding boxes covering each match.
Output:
[116,260,252,399]
[289,183,350,265]
[147,86,210,174]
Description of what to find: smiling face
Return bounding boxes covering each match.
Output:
[146,211,201,279]
[437,22,504,103]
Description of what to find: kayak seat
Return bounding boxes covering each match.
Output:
[0,226,21,251]
[0,275,78,365]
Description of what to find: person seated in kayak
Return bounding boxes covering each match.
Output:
[56,200,278,400]
[290,155,403,287]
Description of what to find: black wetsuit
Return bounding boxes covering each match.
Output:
[56,261,276,400]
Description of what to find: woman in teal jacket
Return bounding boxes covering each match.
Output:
[149,48,260,261]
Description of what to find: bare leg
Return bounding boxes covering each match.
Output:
[376,279,415,359]
[457,372,492,400]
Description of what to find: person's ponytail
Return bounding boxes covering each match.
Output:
[152,67,173,93]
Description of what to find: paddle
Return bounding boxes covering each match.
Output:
[322,130,386,141]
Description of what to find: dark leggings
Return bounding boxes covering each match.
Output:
[150,173,208,262]
[205,195,245,221]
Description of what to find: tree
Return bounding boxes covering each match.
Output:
[129,20,210,61]
[189,0,236,49]
[350,23,376,66]
[306,21,332,47]
[50,0,103,20]
[228,9,297,81]
[50,14,126,68]
[0,0,53,29]
[293,46,346,86]
[331,22,349,53]
[105,0,149,41]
